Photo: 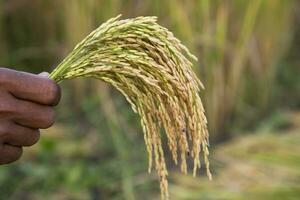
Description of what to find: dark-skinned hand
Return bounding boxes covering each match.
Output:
[0,67,61,164]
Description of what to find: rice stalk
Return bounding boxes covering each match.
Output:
[50,15,211,200]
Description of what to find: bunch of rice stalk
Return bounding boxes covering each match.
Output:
[50,15,211,199]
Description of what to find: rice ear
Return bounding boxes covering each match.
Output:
[50,15,211,200]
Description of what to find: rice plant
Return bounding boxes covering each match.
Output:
[50,15,211,199]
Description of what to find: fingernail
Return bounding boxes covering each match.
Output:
[39,72,50,77]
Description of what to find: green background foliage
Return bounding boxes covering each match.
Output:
[0,0,299,199]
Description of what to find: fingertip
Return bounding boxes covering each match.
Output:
[24,129,41,146]
[38,73,61,106]
[40,107,56,129]
[46,80,61,106]
[0,144,23,164]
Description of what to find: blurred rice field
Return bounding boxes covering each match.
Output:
[170,111,300,200]
[0,0,299,199]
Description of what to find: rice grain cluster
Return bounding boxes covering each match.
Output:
[50,15,211,200]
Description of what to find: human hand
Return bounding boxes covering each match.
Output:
[0,68,61,164]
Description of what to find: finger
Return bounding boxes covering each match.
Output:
[0,68,61,106]
[0,144,23,164]
[4,123,40,146]
[13,99,55,129]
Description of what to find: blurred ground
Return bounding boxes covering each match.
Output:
[170,111,300,200]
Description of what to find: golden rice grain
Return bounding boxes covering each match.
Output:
[50,15,211,200]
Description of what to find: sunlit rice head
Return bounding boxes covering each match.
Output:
[50,15,211,200]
